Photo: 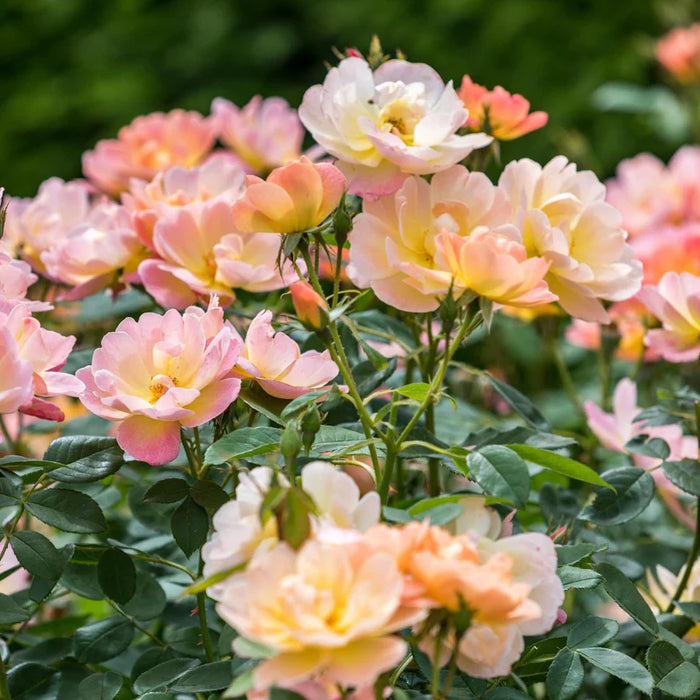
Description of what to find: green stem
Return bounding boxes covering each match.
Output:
[388,653,413,687]
[550,340,586,418]
[431,625,447,699]
[666,497,700,613]
[197,556,216,662]
[332,241,344,309]
[182,430,200,480]
[300,246,383,480]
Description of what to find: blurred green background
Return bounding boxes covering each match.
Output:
[1,0,698,196]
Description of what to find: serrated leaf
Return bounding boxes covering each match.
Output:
[507,444,611,488]
[171,661,234,692]
[279,391,331,421]
[557,565,602,590]
[577,647,653,694]
[171,496,209,557]
[133,658,201,694]
[647,640,700,696]
[466,446,530,507]
[395,383,431,402]
[0,477,21,506]
[73,616,134,663]
[578,467,654,525]
[0,592,30,624]
[310,425,375,456]
[546,647,583,700]
[121,572,166,620]
[567,616,619,648]
[412,502,463,526]
[625,435,671,460]
[44,436,124,482]
[26,488,105,533]
[556,542,607,566]
[662,459,700,496]
[205,427,282,465]
[484,373,549,430]
[78,672,123,700]
[10,531,64,580]
[98,548,136,604]
[143,478,190,504]
[190,480,229,510]
[596,562,658,636]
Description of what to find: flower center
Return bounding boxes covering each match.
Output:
[149,373,176,402]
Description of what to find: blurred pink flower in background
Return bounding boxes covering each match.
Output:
[299,57,491,197]
[83,109,216,195]
[639,271,700,362]
[77,300,242,464]
[233,310,339,399]
[212,96,304,172]
[499,156,642,323]
[231,157,346,234]
[458,76,548,140]
[656,23,700,84]
[605,148,700,238]
[5,178,94,273]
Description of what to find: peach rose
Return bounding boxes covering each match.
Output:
[458,76,548,140]
[499,157,642,322]
[231,157,346,235]
[656,23,700,83]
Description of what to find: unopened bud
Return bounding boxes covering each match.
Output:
[289,280,330,331]
[280,423,302,460]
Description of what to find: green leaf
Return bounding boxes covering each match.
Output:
[466,446,530,508]
[0,592,30,624]
[26,488,105,533]
[352,357,397,396]
[133,658,201,694]
[557,565,602,590]
[121,572,166,620]
[143,478,190,504]
[280,390,331,421]
[596,562,658,636]
[556,542,607,566]
[578,467,654,525]
[507,444,611,488]
[484,373,549,430]
[0,476,21,506]
[44,436,124,482]
[10,531,64,580]
[382,506,413,523]
[310,425,374,456]
[233,637,275,659]
[395,382,431,402]
[171,496,209,557]
[577,647,654,694]
[7,662,56,698]
[662,459,700,496]
[171,661,235,692]
[624,435,671,460]
[98,548,136,604]
[567,616,619,648]
[190,480,229,510]
[205,427,282,465]
[73,616,134,663]
[647,640,700,697]
[412,502,463,526]
[677,601,700,621]
[78,672,123,700]
[546,647,583,700]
